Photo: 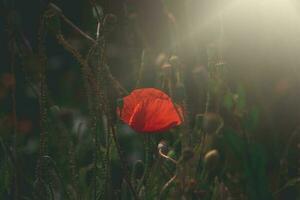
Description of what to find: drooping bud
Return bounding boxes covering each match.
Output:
[204,149,219,169]
[157,140,169,155]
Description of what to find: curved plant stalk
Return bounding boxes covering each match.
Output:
[157,142,179,199]
[158,149,178,165]
[48,3,96,44]
[34,12,50,199]
[41,156,72,200]
[159,174,177,200]
[33,177,52,200]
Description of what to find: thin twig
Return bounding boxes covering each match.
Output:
[111,126,140,200]
[48,3,96,44]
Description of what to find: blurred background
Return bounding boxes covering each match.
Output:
[1,0,300,199]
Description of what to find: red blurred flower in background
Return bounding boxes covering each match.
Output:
[2,73,16,89]
[117,88,183,133]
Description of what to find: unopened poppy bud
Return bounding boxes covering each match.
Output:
[157,140,169,155]
[202,112,222,134]
[204,149,219,169]
[169,55,179,67]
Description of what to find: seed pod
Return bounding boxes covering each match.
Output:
[204,149,219,169]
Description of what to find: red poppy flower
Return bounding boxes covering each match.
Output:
[117,88,183,133]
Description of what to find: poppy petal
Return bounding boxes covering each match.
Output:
[118,88,183,133]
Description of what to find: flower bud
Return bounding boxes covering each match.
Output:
[157,140,169,155]
[204,149,219,169]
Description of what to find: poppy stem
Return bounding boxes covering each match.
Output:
[158,149,178,165]
[111,126,140,200]
[159,174,177,199]
[137,135,151,194]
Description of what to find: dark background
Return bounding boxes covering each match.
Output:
[1,0,300,199]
